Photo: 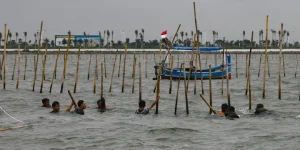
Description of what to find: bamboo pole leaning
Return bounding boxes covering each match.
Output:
[174,63,183,115]
[49,48,60,93]
[33,21,43,91]
[16,44,21,89]
[73,48,80,93]
[40,43,48,93]
[183,63,189,114]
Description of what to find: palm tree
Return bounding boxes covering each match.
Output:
[185,32,188,46]
[78,39,83,46]
[103,30,106,48]
[111,30,114,47]
[24,32,27,50]
[242,30,245,48]
[135,30,138,48]
[283,30,287,47]
[278,30,281,48]
[50,40,55,47]
[106,30,110,48]
[34,33,37,49]
[73,39,78,47]
[180,31,184,44]
[0,32,2,48]
[15,32,19,44]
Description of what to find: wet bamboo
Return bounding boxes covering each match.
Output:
[33,21,43,91]
[109,50,118,92]
[155,63,162,114]
[3,24,7,89]
[169,56,174,94]
[104,54,107,78]
[87,54,92,80]
[248,63,252,110]
[93,54,98,94]
[278,23,283,100]
[258,54,262,77]
[23,55,27,80]
[60,32,71,93]
[101,63,104,98]
[193,2,204,95]
[283,53,286,77]
[245,54,248,78]
[200,94,217,114]
[0,57,2,80]
[118,52,122,77]
[49,48,60,93]
[295,55,298,77]
[262,15,269,99]
[139,62,142,101]
[163,24,181,63]
[209,64,212,114]
[12,55,16,80]
[187,34,197,91]
[121,44,128,93]
[245,31,254,96]
[221,38,225,95]
[145,54,147,78]
[16,44,21,89]
[132,54,136,77]
[194,53,197,95]
[236,54,238,78]
[40,43,48,93]
[174,63,183,115]
[267,55,270,77]
[73,48,80,93]
[183,63,189,114]
[132,56,136,93]
[226,49,231,106]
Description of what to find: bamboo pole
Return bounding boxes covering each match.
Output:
[121,44,128,93]
[209,64,212,114]
[16,44,21,89]
[194,53,197,95]
[278,23,284,100]
[187,34,197,91]
[12,55,17,80]
[60,31,71,93]
[94,54,98,94]
[283,53,286,77]
[23,55,27,80]
[226,49,231,106]
[0,56,2,80]
[183,63,189,114]
[145,54,147,78]
[174,63,183,115]
[155,63,162,114]
[169,56,174,94]
[117,52,122,78]
[267,55,270,77]
[200,94,217,114]
[49,48,60,93]
[262,15,269,99]
[33,21,43,91]
[132,54,136,77]
[221,38,225,95]
[73,48,80,93]
[245,31,254,96]
[236,53,238,78]
[132,56,136,93]
[295,55,298,77]
[3,24,7,89]
[245,54,248,78]
[109,50,118,92]
[104,54,107,78]
[248,61,252,110]
[39,43,48,93]
[101,63,104,98]
[139,62,142,101]
[87,54,92,80]
[258,54,262,77]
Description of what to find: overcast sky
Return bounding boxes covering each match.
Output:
[0,0,299,43]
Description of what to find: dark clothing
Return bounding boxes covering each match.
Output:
[75,109,84,115]
[255,108,268,115]
[225,112,240,119]
[135,108,149,115]
[50,110,59,113]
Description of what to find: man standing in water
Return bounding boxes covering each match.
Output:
[97,97,107,112]
[135,96,160,115]
[66,100,86,115]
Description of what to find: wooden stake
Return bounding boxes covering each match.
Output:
[245,31,254,96]
[174,63,183,115]
[194,53,197,95]
[209,64,213,114]
[262,15,269,99]
[40,43,48,93]
[183,63,189,114]
[109,50,118,92]
[187,34,197,91]
[155,63,162,114]
[132,56,136,93]
[200,94,217,114]
[221,38,225,95]
[248,60,252,110]
[87,54,92,80]
[121,44,128,93]
[236,53,238,78]
[132,54,136,77]
[267,55,270,77]
[145,54,147,78]
[283,53,286,77]
[0,56,2,80]
[60,32,71,93]
[73,48,80,93]
[258,54,262,77]
[295,55,298,77]
[245,54,248,78]
[169,56,174,94]
[49,48,60,93]
[104,54,107,78]
[12,55,17,80]
[94,54,98,94]
[226,50,231,106]
[118,52,122,77]
[139,62,142,101]
[23,55,27,80]
[33,21,43,91]
[3,24,7,89]
[101,63,104,98]
[16,45,21,89]
[278,23,284,100]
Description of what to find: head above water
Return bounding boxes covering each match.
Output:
[52,101,60,112]
[42,98,50,107]
[78,100,86,109]
[221,103,229,112]
[139,100,146,108]
[228,106,235,112]
[256,104,264,109]
[97,97,106,109]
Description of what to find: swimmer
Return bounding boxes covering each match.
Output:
[136,96,160,115]
[225,106,239,119]
[66,100,86,115]
[218,103,229,116]
[97,97,107,112]
[255,103,268,115]
[42,98,51,108]
[50,101,60,113]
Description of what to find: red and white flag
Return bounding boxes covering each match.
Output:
[161,30,167,38]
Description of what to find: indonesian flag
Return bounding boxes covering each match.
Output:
[161,30,167,38]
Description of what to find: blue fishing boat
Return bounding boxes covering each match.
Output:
[153,55,231,80]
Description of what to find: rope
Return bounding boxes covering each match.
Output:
[0,106,24,123]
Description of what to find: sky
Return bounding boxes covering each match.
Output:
[0,0,299,43]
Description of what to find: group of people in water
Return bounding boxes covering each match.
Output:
[42,97,268,118]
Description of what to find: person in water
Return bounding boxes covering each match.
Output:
[255,103,268,115]
[136,96,160,115]
[218,103,229,116]
[225,106,239,119]
[66,100,87,115]
[51,101,60,113]
[42,98,51,108]
[97,97,107,112]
